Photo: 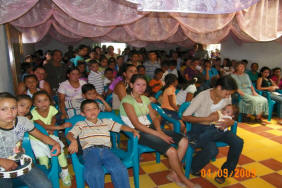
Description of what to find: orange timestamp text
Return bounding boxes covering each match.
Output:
[200,168,256,178]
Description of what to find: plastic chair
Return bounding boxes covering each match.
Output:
[155,89,179,100]
[179,102,238,178]
[18,123,59,188]
[105,93,113,107]
[65,112,139,188]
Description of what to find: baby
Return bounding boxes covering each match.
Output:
[212,104,237,132]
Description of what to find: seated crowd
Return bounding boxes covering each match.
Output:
[0,44,281,188]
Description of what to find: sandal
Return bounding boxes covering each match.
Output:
[166,175,186,188]
[215,176,225,184]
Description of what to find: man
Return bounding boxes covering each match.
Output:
[143,51,161,79]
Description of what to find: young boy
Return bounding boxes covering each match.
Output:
[0,92,61,188]
[149,68,164,95]
[137,65,150,82]
[17,94,33,119]
[67,99,139,188]
[82,84,112,112]
[88,60,104,95]
[104,68,114,91]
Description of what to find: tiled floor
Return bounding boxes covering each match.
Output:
[61,118,282,188]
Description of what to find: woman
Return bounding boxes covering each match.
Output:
[231,62,268,124]
[182,75,243,184]
[17,66,52,96]
[120,74,200,188]
[112,64,137,111]
[202,59,219,86]
[184,59,201,81]
[271,67,282,89]
[58,67,86,119]
[257,66,282,122]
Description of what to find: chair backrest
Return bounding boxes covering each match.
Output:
[155,90,163,99]
[178,102,191,131]
[105,93,113,106]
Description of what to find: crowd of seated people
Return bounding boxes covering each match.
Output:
[2,44,282,188]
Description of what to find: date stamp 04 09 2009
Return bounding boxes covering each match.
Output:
[201,168,256,178]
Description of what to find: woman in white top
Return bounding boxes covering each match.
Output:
[58,67,86,119]
[176,74,204,105]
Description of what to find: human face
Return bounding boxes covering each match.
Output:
[46,53,52,61]
[236,64,245,74]
[25,77,38,90]
[132,54,139,62]
[124,66,137,81]
[131,78,147,95]
[34,94,50,111]
[108,46,114,54]
[155,72,163,80]
[17,99,32,116]
[52,51,62,63]
[149,52,157,62]
[83,90,98,100]
[109,62,116,70]
[222,105,234,117]
[0,98,17,124]
[274,69,281,76]
[68,70,80,82]
[216,86,234,99]
[78,64,86,73]
[251,64,258,72]
[33,68,46,81]
[105,71,114,80]
[100,59,108,68]
[90,64,99,72]
[79,48,88,57]
[138,67,145,75]
[89,52,95,59]
[81,103,100,121]
[262,69,270,78]
[185,59,191,67]
[117,57,124,67]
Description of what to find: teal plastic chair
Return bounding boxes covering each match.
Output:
[65,112,139,188]
[18,123,59,188]
[179,102,238,178]
[155,89,179,100]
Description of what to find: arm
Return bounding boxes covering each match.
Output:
[66,132,78,154]
[182,112,218,124]
[96,95,112,112]
[250,85,258,96]
[120,125,140,138]
[0,158,18,171]
[168,95,178,111]
[58,92,68,119]
[29,128,61,156]
[17,82,26,95]
[43,81,52,96]
[34,117,71,131]
[185,93,194,102]
[114,82,127,101]
[256,77,276,91]
[204,69,210,81]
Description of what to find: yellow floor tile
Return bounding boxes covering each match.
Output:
[241,178,276,188]
[105,174,111,183]
[266,129,282,136]
[129,174,156,188]
[207,176,238,187]
[242,162,274,177]
[141,161,169,173]
[211,157,227,169]
[244,148,278,161]
[277,170,282,175]
[158,183,180,188]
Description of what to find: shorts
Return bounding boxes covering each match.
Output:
[138,126,184,154]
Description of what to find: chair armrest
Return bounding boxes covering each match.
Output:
[230,121,238,134]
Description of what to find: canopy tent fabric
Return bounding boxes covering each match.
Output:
[1,0,282,47]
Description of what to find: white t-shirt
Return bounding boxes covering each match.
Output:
[176,84,197,105]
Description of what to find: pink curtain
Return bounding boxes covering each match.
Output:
[2,0,282,45]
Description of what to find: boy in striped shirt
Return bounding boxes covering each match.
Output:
[88,60,104,95]
[66,99,139,188]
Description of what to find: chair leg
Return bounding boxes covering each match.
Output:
[238,113,242,122]
[185,146,194,178]
[133,163,140,188]
[156,152,161,163]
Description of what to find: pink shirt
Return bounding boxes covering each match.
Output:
[58,80,86,100]
[271,75,282,89]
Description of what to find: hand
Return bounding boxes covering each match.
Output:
[216,118,234,129]
[0,159,18,171]
[61,122,72,129]
[207,112,219,122]
[61,113,68,120]
[253,92,259,96]
[50,142,61,156]
[47,130,54,135]
[158,131,174,144]
[133,130,140,139]
[95,95,103,101]
[68,141,78,154]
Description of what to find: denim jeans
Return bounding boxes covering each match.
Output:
[190,123,244,175]
[0,166,52,188]
[83,147,130,188]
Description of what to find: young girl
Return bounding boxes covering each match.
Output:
[30,91,72,186]
[17,94,33,119]
[161,74,185,131]
[176,74,204,105]
[23,75,40,98]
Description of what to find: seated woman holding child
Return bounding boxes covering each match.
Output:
[120,74,201,188]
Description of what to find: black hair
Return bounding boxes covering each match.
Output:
[161,60,169,67]
[32,65,46,72]
[32,90,52,104]
[117,55,123,60]
[126,74,147,94]
[108,57,116,63]
[168,60,177,67]
[259,66,271,77]
[17,94,32,102]
[162,74,178,91]
[0,92,17,101]
[137,65,145,71]
[117,63,135,77]
[21,62,34,73]
[67,67,80,75]
[203,59,211,66]
[241,59,248,64]
[181,74,204,90]
[251,62,258,67]
[78,44,88,51]
[82,83,96,94]
[154,68,164,75]
[88,60,99,66]
[99,55,108,63]
[77,61,85,67]
[51,49,62,56]
[23,74,38,83]
[104,68,113,74]
[80,99,99,112]
[214,75,238,91]
[272,67,281,73]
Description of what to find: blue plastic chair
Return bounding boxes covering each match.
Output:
[179,102,238,178]
[65,112,139,188]
[105,93,113,107]
[17,123,59,188]
[155,89,179,100]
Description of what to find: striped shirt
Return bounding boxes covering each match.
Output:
[143,61,161,79]
[69,119,121,149]
[88,70,104,95]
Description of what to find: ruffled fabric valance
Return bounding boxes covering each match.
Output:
[1,0,282,47]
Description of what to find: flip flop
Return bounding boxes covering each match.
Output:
[166,175,186,187]
[215,176,225,184]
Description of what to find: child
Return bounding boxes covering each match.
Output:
[30,91,72,186]
[190,104,238,149]
[149,68,164,95]
[82,84,112,112]
[99,56,108,73]
[17,94,33,119]
[104,68,114,92]
[67,99,139,188]
[0,92,60,188]
[137,65,150,82]
[161,74,185,131]
[23,74,40,98]
[88,60,104,95]
[176,74,204,105]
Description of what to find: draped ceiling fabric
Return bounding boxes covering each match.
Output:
[0,0,282,47]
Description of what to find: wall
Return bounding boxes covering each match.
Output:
[221,36,282,69]
[0,25,14,93]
